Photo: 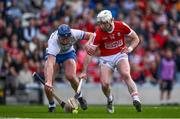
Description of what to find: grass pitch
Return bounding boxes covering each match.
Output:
[0,105,180,118]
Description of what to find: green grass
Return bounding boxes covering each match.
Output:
[0,105,180,118]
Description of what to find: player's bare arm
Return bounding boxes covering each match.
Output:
[84,34,98,56]
[79,54,92,79]
[45,55,56,92]
[121,29,140,54]
[78,33,94,79]
[78,31,95,56]
[127,29,140,51]
[83,32,94,41]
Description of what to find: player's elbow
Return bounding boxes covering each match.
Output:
[131,31,140,44]
[135,35,140,45]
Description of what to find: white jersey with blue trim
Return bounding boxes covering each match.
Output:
[47,29,85,56]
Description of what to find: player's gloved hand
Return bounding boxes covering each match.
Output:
[121,46,133,54]
[85,44,97,56]
[45,81,53,92]
[79,71,87,80]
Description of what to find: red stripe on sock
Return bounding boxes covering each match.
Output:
[131,92,138,96]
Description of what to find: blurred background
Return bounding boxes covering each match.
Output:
[0,0,180,105]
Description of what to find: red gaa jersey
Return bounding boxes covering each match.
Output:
[93,21,131,56]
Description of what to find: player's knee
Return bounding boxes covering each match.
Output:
[66,74,76,81]
[121,72,131,80]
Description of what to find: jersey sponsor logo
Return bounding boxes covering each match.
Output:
[59,37,75,53]
[60,44,71,52]
[104,40,123,49]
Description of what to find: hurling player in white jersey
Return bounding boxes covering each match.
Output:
[79,10,141,113]
[44,24,94,112]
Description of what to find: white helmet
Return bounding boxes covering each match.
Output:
[97,10,112,23]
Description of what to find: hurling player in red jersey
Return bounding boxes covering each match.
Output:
[79,10,141,113]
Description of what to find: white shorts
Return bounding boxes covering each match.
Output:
[99,52,128,70]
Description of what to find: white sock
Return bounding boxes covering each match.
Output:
[133,95,140,102]
[131,92,140,102]
[49,101,56,108]
[108,95,113,101]
[77,92,83,98]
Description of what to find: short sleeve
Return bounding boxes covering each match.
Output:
[71,29,85,40]
[121,22,132,35]
[47,33,60,56]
